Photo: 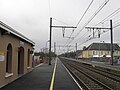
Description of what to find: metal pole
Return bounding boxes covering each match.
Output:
[76,43,77,51]
[54,42,56,57]
[46,41,48,54]
[93,28,95,38]
[110,20,113,65]
[76,43,78,60]
[54,42,56,56]
[49,17,52,65]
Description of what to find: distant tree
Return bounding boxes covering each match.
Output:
[39,52,45,59]
[83,46,86,50]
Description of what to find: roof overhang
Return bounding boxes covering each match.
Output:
[0,21,35,46]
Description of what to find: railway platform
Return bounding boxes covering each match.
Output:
[79,59,120,71]
[65,57,120,71]
[0,58,80,90]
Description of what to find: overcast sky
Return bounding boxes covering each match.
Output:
[0,0,120,54]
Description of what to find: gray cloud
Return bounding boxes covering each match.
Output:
[0,0,120,54]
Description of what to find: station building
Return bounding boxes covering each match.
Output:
[0,21,35,88]
[82,43,120,59]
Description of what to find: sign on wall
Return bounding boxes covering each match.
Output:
[0,51,4,61]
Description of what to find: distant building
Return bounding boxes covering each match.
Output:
[34,52,41,60]
[76,50,83,59]
[82,43,120,59]
[33,52,42,66]
[0,21,35,88]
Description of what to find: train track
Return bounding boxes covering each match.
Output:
[60,58,120,90]
[75,61,120,82]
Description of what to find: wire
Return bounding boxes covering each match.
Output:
[67,0,109,45]
[113,23,120,28]
[113,18,120,25]
[52,18,69,25]
[80,21,120,47]
[59,0,110,54]
[62,0,95,52]
[95,8,120,26]
[76,0,94,27]
[68,4,120,52]
[67,0,110,50]
[64,1,109,52]
[52,17,75,39]
[84,8,120,45]
[75,31,90,43]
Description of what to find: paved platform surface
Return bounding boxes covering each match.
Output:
[54,58,80,90]
[0,58,80,90]
[80,60,120,71]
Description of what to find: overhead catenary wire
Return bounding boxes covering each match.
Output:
[95,8,120,26]
[88,8,120,38]
[94,22,120,38]
[113,23,120,29]
[62,0,95,52]
[74,0,109,39]
[52,17,69,25]
[54,0,115,54]
[61,0,110,53]
[61,2,120,54]
[77,20,120,48]
[84,8,120,44]
[113,18,120,25]
[87,8,120,42]
[67,0,94,40]
[52,17,76,38]
[65,0,109,49]
[76,28,99,47]
[48,0,120,54]
[95,19,120,35]
[51,17,76,53]
[75,31,90,43]
[75,0,94,27]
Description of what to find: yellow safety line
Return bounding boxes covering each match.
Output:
[50,59,57,90]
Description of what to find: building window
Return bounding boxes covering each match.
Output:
[6,44,12,73]
[27,49,30,67]
[93,51,97,55]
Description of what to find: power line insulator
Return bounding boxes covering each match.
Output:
[62,28,65,38]
[98,29,101,38]
[72,29,74,32]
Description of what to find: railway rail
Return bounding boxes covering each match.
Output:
[60,58,120,90]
